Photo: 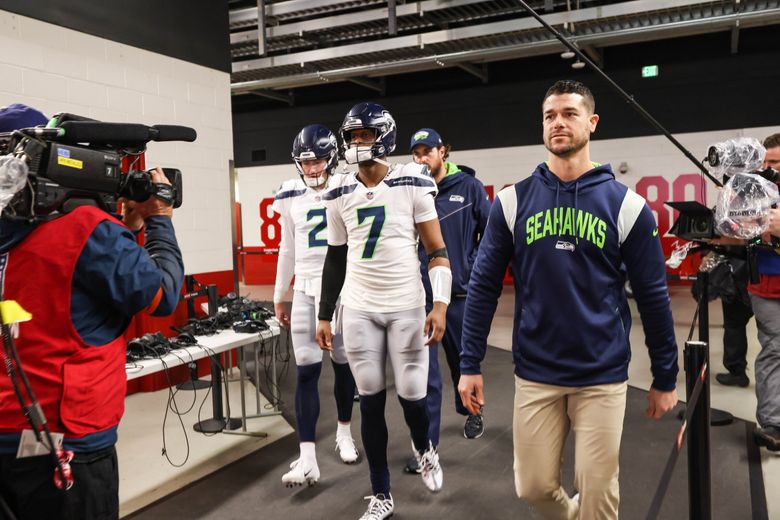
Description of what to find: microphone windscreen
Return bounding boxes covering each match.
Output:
[151,125,197,142]
[59,121,151,145]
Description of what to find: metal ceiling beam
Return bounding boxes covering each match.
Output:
[250,89,295,106]
[388,0,398,36]
[256,0,266,56]
[730,20,740,54]
[231,5,780,93]
[347,77,386,94]
[230,0,498,44]
[230,0,582,26]
[457,62,488,83]
[232,0,725,73]
[231,0,373,24]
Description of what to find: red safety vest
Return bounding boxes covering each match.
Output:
[0,206,128,438]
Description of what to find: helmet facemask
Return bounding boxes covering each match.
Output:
[294,152,332,188]
[342,129,380,165]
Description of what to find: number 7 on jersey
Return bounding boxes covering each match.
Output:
[356,206,385,259]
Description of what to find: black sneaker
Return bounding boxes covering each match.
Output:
[404,455,421,474]
[464,412,485,439]
[715,372,749,387]
[754,426,780,452]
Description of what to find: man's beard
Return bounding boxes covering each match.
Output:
[426,159,443,176]
[545,134,588,158]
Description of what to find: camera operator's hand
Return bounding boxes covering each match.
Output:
[121,167,173,231]
[708,236,746,246]
[767,208,780,237]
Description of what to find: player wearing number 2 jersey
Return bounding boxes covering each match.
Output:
[273,124,359,488]
[316,103,452,520]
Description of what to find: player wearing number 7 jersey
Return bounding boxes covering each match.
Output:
[316,102,452,520]
[272,124,359,489]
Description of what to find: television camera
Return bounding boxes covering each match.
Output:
[667,137,779,242]
[0,113,196,221]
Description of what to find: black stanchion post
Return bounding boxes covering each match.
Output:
[697,270,733,429]
[684,340,711,520]
[687,269,712,520]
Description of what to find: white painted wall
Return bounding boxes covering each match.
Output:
[237,125,780,248]
[0,10,234,274]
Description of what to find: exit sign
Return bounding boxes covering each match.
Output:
[642,65,659,78]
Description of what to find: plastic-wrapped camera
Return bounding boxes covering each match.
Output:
[706,137,765,180]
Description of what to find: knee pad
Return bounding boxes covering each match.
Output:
[294,347,323,367]
[396,362,428,401]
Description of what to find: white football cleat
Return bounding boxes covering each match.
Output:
[281,458,320,487]
[358,493,394,520]
[336,434,359,464]
[417,442,443,493]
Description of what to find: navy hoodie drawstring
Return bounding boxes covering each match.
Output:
[574,181,580,245]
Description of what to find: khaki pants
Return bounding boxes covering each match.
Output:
[513,376,627,520]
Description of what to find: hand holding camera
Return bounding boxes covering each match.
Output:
[121,167,174,231]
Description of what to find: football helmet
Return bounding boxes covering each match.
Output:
[340,102,396,164]
[292,124,339,188]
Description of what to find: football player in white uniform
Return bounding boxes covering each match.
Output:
[315,103,452,520]
[273,124,359,487]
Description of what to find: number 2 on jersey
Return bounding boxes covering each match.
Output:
[356,206,385,259]
[307,208,327,248]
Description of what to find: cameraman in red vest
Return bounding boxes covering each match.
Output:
[0,104,184,519]
[750,133,780,452]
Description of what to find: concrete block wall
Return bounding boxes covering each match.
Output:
[0,10,234,274]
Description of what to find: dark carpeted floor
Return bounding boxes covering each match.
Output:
[128,342,767,520]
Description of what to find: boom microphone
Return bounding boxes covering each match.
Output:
[58,121,196,145]
[149,125,197,142]
[58,121,150,144]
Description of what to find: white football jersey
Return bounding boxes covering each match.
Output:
[272,178,329,295]
[322,163,438,312]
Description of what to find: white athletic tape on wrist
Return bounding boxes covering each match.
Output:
[429,265,452,305]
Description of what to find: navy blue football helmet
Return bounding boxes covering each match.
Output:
[291,124,339,187]
[340,102,396,164]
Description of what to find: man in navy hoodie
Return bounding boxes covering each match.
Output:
[409,129,491,453]
[458,80,679,519]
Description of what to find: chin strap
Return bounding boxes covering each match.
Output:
[344,145,379,165]
[303,174,327,188]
